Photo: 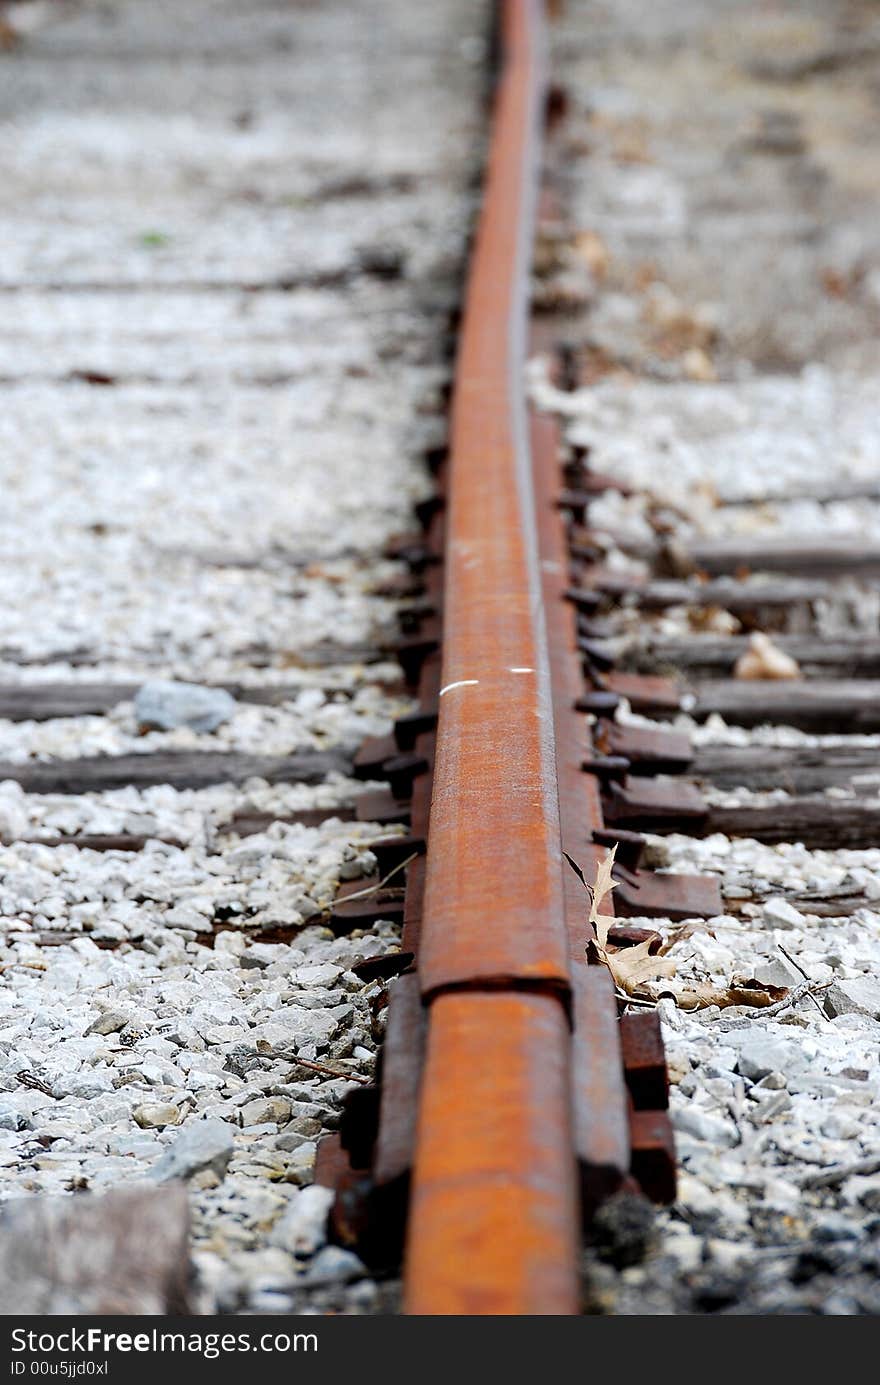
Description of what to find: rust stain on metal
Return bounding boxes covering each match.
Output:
[629,1109,677,1204]
[417,0,570,998]
[571,967,630,1214]
[611,865,722,920]
[620,1011,670,1112]
[404,991,580,1315]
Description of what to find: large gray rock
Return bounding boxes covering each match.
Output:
[736,1037,802,1083]
[749,956,803,990]
[84,1006,133,1037]
[134,680,236,734]
[824,977,880,1021]
[149,1118,234,1183]
[239,1096,292,1128]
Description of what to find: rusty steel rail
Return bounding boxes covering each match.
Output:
[317,0,682,1315]
[402,0,580,1315]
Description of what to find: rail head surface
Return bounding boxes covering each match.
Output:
[404,0,580,1315]
[417,0,568,999]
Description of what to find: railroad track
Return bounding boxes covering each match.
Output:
[316,0,681,1315]
[4,0,880,1319]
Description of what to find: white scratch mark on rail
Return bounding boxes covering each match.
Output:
[439,679,479,697]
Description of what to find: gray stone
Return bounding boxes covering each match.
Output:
[672,1105,739,1148]
[0,1186,191,1314]
[820,1112,861,1141]
[53,1074,113,1100]
[750,1092,792,1121]
[149,1118,234,1183]
[0,1107,30,1132]
[753,1071,787,1091]
[749,957,803,990]
[813,1214,863,1242]
[133,1102,181,1130]
[299,1245,365,1286]
[269,1185,333,1257]
[824,977,880,1021]
[761,897,805,930]
[84,1009,132,1037]
[287,1115,322,1138]
[736,1038,801,1083]
[134,681,236,734]
[238,1097,291,1128]
[264,1007,338,1042]
[275,1130,310,1153]
[843,1175,880,1212]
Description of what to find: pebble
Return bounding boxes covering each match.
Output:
[821,1113,862,1141]
[0,1108,29,1132]
[753,1071,787,1091]
[238,1098,292,1129]
[149,1119,235,1184]
[750,957,803,990]
[84,1009,133,1038]
[133,1103,181,1130]
[761,897,805,930]
[299,1246,366,1287]
[269,1185,334,1258]
[134,682,237,735]
[735,1038,801,1083]
[673,1105,740,1149]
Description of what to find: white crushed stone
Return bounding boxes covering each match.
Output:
[0,776,370,844]
[0,688,407,763]
[647,831,880,910]
[0,809,391,943]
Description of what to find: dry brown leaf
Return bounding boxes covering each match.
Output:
[607,938,676,995]
[588,845,617,948]
[675,980,788,1012]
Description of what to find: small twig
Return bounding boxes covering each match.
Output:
[317,852,418,913]
[270,1050,372,1085]
[288,1058,372,1085]
[758,977,832,1018]
[616,989,656,1009]
[706,977,832,1030]
[778,943,826,1019]
[17,1071,55,1098]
